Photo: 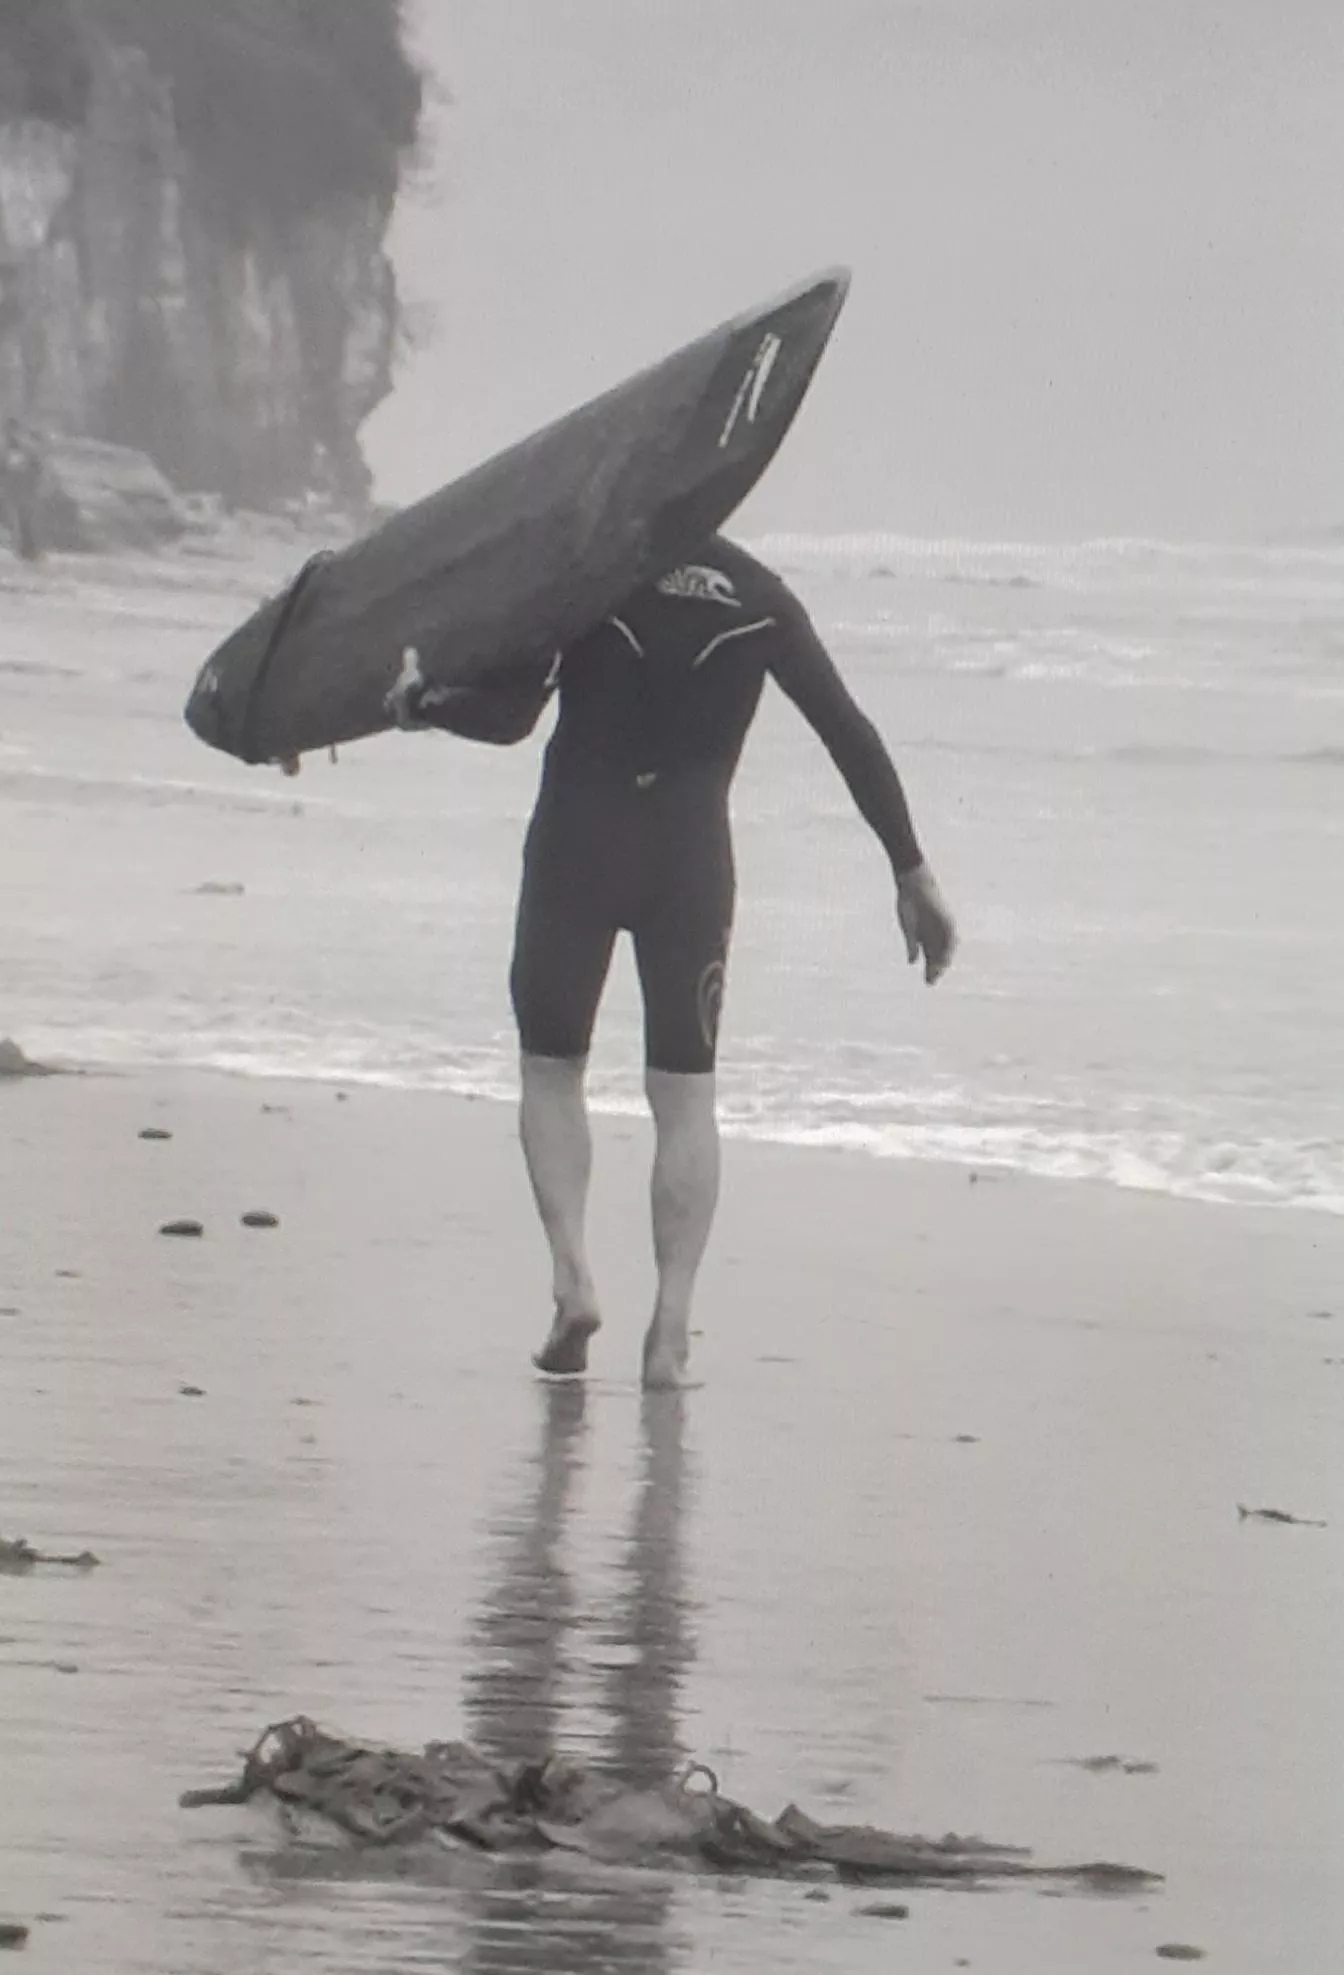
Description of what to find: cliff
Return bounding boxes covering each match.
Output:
[0,3,424,513]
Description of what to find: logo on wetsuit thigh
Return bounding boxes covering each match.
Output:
[697,956,727,1052]
[656,565,741,607]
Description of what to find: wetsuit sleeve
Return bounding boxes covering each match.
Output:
[416,653,556,745]
[767,595,924,877]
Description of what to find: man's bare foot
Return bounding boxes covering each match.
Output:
[641,1323,694,1391]
[533,1307,601,1377]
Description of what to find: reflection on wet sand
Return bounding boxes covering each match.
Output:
[460,1387,694,1974]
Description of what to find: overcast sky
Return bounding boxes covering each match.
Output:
[365,1,1343,542]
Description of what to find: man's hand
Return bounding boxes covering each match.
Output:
[386,645,490,733]
[386,645,431,729]
[896,863,958,985]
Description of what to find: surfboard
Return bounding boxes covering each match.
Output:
[183,267,850,764]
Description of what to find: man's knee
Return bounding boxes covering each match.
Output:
[521,1048,588,1087]
[644,1066,718,1125]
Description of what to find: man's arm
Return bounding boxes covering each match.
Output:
[386,647,556,745]
[768,593,957,984]
[768,595,923,873]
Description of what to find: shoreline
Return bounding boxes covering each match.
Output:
[4,1056,1341,1345]
[8,1042,1340,1225]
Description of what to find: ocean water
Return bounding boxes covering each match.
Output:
[2,525,1342,1213]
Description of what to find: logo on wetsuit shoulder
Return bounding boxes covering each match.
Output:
[656,564,741,608]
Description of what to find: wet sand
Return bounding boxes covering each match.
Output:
[1,1067,1341,1971]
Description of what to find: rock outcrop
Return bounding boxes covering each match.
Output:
[0,10,422,515]
[38,434,189,550]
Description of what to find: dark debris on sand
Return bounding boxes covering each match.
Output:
[0,1536,100,1574]
[1057,1755,1159,1776]
[183,1718,1161,1895]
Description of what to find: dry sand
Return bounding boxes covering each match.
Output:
[1,1066,1341,1972]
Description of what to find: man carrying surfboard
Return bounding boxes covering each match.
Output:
[388,534,957,1389]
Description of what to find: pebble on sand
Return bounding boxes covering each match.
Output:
[160,1219,204,1238]
[1156,1948,1207,1962]
[241,1210,280,1229]
[192,881,245,896]
[178,1384,206,1398]
[139,1127,173,1141]
[0,1920,30,1949]
[857,1901,910,1919]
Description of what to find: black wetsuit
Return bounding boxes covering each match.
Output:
[428,537,922,1073]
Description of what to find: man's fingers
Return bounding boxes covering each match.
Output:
[923,916,958,985]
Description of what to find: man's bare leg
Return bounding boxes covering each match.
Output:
[520,1052,602,1374]
[642,1068,720,1390]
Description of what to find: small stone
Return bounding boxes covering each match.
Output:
[954,1434,980,1444]
[241,1210,279,1230]
[193,880,244,896]
[1156,1948,1206,1962]
[178,1384,206,1398]
[0,1920,30,1948]
[160,1220,204,1238]
[139,1127,173,1142]
[803,1888,831,1903]
[857,1902,909,1920]
[54,1269,80,1279]
[52,1661,79,1675]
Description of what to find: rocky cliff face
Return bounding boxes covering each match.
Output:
[0,34,405,512]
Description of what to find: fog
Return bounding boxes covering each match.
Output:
[366,0,1343,541]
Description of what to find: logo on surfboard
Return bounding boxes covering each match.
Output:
[718,331,783,449]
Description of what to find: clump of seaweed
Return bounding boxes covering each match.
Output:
[0,1535,100,1574]
[183,1717,1161,1895]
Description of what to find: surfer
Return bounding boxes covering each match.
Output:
[389,536,957,1388]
